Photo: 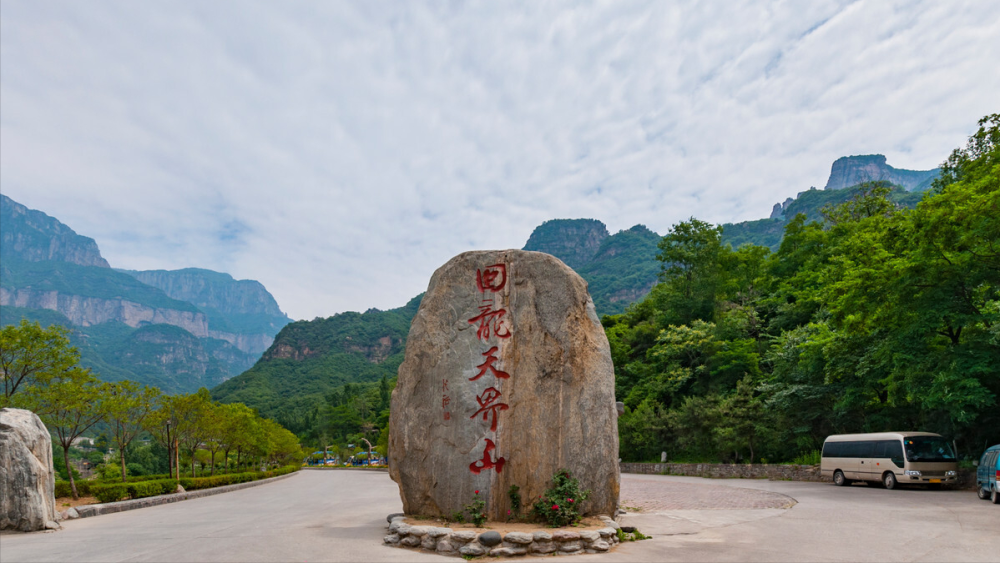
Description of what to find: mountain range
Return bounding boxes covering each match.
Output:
[2,153,938,405]
[214,154,939,420]
[0,194,291,393]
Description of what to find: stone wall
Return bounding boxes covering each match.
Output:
[620,462,977,488]
[621,462,824,481]
[385,514,622,557]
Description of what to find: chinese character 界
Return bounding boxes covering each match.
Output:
[470,386,509,432]
[469,346,510,381]
[469,438,505,474]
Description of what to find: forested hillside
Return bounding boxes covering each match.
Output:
[720,183,925,250]
[211,295,421,426]
[209,125,993,462]
[526,220,662,315]
[612,115,999,463]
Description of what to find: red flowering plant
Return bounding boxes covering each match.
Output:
[464,490,487,527]
[530,469,590,527]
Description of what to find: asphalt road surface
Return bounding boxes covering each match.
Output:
[2,470,997,562]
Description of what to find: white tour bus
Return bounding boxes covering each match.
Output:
[821,432,958,489]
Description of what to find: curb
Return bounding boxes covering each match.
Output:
[302,466,389,473]
[72,471,300,519]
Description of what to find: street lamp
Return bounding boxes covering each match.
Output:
[166,420,172,479]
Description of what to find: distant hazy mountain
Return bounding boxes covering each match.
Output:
[120,268,291,356]
[724,154,935,250]
[0,195,290,394]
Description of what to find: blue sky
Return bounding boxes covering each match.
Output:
[2,1,998,320]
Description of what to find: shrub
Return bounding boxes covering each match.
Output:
[126,480,173,498]
[86,465,301,503]
[531,469,590,527]
[92,484,129,503]
[508,484,522,519]
[54,480,94,498]
[791,450,821,466]
[465,490,487,527]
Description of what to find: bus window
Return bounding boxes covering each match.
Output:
[903,437,955,462]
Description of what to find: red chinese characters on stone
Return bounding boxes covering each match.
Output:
[470,387,509,432]
[469,347,510,381]
[468,303,511,341]
[469,438,505,475]
[476,264,507,293]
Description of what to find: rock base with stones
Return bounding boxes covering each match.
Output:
[384,515,623,557]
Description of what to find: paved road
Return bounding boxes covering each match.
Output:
[2,470,998,562]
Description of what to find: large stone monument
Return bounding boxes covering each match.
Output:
[0,408,59,531]
[389,250,619,521]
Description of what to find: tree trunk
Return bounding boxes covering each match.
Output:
[63,443,79,500]
[120,449,128,483]
[224,449,231,472]
[168,443,174,479]
[191,450,197,478]
[236,448,242,469]
[210,450,216,476]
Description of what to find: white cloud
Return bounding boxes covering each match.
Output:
[2,0,998,319]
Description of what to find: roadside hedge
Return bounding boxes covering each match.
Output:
[54,480,93,498]
[85,465,300,504]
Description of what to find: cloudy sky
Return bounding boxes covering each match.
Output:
[2,1,998,320]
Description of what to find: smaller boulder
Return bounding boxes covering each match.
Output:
[503,531,533,545]
[450,530,477,543]
[478,530,502,547]
[459,543,485,556]
[552,530,580,542]
[532,530,553,542]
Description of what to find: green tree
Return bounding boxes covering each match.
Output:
[105,380,160,482]
[655,218,727,325]
[33,370,108,498]
[0,320,79,403]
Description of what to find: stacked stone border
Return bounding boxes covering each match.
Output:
[620,463,976,489]
[65,471,299,520]
[384,515,622,557]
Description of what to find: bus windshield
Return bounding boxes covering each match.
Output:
[903,437,955,462]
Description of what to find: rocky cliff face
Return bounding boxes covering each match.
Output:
[823,155,939,191]
[0,195,110,268]
[522,219,610,269]
[0,287,209,336]
[207,331,274,356]
[123,268,286,317]
[121,268,290,355]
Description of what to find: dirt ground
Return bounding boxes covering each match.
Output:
[55,496,98,509]
[401,515,609,535]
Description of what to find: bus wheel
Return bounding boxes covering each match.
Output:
[992,489,1000,504]
[833,470,848,486]
[977,486,989,500]
[883,472,897,490]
